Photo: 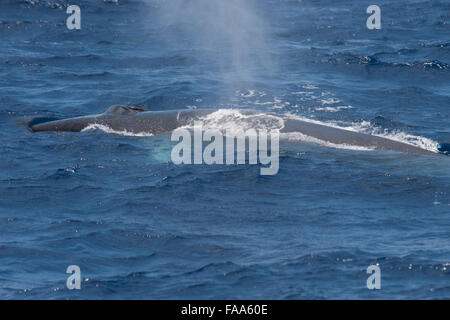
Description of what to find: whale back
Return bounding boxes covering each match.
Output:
[102,105,147,115]
[281,118,437,155]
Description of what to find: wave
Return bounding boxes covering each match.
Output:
[319,52,449,71]
[81,124,154,137]
[438,143,450,155]
[53,71,115,80]
[315,105,353,112]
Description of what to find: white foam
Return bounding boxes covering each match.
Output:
[347,122,440,153]
[184,109,285,135]
[315,105,354,112]
[240,89,256,98]
[253,97,285,106]
[302,84,318,90]
[81,124,154,137]
[320,97,342,105]
[253,100,277,106]
[292,91,314,96]
[237,89,267,98]
[281,132,376,151]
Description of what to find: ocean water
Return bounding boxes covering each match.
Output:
[1,0,449,299]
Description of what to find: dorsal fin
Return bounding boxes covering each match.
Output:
[103,105,147,115]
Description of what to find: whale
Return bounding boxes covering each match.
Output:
[28,105,440,156]
[29,105,212,135]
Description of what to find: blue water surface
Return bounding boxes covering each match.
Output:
[0,0,449,299]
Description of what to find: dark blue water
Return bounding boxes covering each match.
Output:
[1,0,449,299]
